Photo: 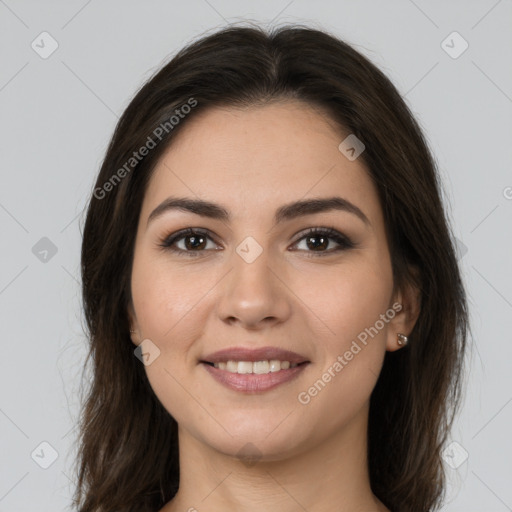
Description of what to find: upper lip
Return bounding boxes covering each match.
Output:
[201,346,310,364]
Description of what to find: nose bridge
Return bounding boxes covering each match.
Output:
[234,236,271,290]
[215,235,291,327]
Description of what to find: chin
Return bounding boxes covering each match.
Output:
[210,433,306,463]
[191,412,314,462]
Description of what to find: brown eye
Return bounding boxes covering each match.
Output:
[182,233,207,250]
[159,228,219,256]
[291,227,355,256]
[305,234,329,251]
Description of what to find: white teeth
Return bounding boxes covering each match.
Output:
[226,361,238,372]
[253,361,269,374]
[269,360,281,372]
[212,360,299,374]
[237,361,253,374]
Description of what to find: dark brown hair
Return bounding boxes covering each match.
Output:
[74,23,469,512]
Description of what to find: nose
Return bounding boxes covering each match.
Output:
[215,245,292,330]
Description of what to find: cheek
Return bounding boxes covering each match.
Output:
[295,276,392,434]
[131,249,210,341]
[303,254,392,399]
[296,251,393,348]
[130,253,210,422]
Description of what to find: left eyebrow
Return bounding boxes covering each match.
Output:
[146,196,371,230]
[274,196,371,227]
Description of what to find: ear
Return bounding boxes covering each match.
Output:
[386,266,421,352]
[127,300,140,347]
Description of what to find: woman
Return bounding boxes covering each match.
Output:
[74,24,469,512]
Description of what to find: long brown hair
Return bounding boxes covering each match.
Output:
[74,23,469,512]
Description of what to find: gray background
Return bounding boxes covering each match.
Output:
[1,1,511,510]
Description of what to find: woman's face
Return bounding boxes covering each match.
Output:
[129,100,407,460]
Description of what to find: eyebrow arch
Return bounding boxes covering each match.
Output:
[146,196,371,229]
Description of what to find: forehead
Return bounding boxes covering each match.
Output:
[141,101,382,227]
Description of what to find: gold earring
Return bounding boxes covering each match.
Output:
[397,333,408,346]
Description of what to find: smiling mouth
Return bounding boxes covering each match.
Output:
[201,360,309,374]
[200,359,310,393]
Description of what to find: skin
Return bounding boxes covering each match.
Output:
[128,100,420,512]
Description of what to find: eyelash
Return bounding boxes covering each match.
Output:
[157,227,356,258]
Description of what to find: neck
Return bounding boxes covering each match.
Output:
[161,404,389,512]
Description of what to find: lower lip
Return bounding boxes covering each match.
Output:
[201,362,309,393]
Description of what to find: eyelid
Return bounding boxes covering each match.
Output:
[158,227,220,252]
[289,226,355,254]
